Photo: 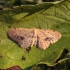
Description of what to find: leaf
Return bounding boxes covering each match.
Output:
[37,49,69,66]
[0,0,70,69]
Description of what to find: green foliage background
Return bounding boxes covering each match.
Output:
[0,0,70,70]
[0,0,61,8]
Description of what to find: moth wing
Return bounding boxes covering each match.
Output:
[33,29,37,46]
[8,28,35,48]
[34,29,50,50]
[35,29,61,50]
[18,38,34,48]
[37,36,50,50]
[37,29,61,43]
[44,30,62,43]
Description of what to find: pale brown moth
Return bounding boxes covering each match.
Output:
[8,28,62,50]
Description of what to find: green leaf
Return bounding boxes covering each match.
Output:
[0,0,70,69]
[37,49,69,66]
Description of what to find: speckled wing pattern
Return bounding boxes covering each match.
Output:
[8,28,62,50]
[35,29,61,50]
[8,28,35,48]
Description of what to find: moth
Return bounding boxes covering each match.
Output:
[7,28,62,50]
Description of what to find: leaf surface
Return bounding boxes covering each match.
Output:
[0,0,70,69]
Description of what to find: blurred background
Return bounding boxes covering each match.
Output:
[0,0,61,9]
